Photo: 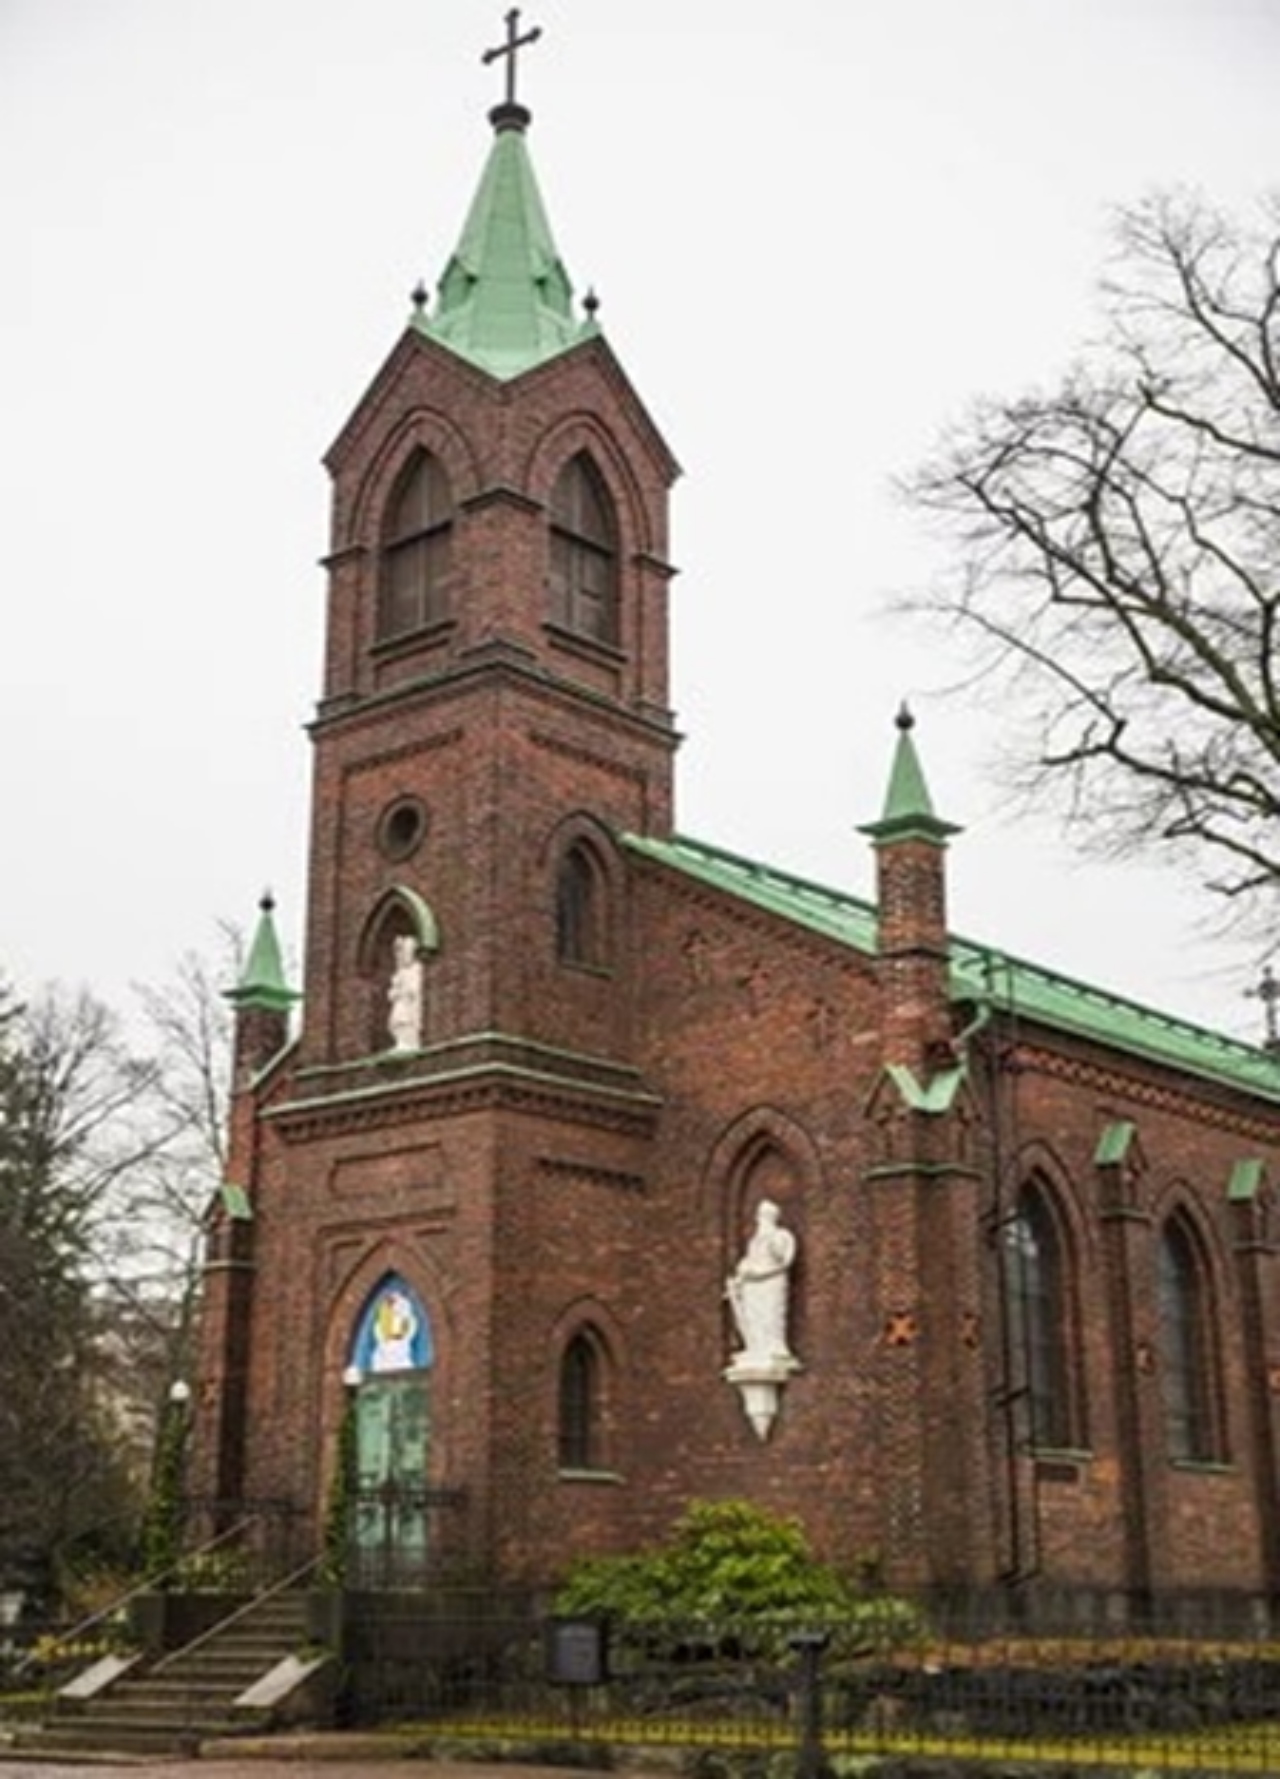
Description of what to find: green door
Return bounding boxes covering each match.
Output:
[353,1375,430,1586]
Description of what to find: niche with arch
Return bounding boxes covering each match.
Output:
[356,887,441,1055]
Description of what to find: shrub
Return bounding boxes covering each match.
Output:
[554,1499,922,1660]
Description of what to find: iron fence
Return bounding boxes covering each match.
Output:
[342,1484,469,1592]
[175,1495,311,1590]
[336,1594,1280,1773]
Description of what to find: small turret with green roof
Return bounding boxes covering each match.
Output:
[861,703,961,847]
[862,706,959,1071]
[226,891,299,1015]
[225,891,297,1082]
[413,14,599,381]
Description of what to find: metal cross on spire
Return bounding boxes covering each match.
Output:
[1246,962,1280,1054]
[482,9,542,110]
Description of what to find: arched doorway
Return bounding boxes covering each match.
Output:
[346,1274,434,1586]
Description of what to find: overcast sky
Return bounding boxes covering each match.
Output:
[3,0,1278,1044]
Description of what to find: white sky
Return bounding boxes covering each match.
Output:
[2,0,1278,1042]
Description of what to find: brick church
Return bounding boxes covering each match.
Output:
[192,27,1280,1609]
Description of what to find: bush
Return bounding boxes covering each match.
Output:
[554,1499,922,1660]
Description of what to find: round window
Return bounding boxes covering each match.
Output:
[378,797,427,861]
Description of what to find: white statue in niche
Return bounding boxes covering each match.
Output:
[387,934,424,1052]
[724,1199,801,1441]
[726,1199,797,1364]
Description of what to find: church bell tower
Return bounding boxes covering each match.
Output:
[192,17,682,1584]
[301,22,680,1077]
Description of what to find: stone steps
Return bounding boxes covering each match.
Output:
[30,1590,318,1755]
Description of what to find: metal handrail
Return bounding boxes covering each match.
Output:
[12,1515,258,1678]
[151,1551,324,1675]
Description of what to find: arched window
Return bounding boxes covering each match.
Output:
[1005,1181,1078,1449]
[1158,1217,1219,1462]
[378,451,454,639]
[555,843,606,967]
[346,1276,434,1586]
[558,1332,602,1470]
[548,454,618,644]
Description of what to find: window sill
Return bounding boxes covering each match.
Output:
[372,618,457,658]
[1028,1447,1094,1482]
[558,1468,624,1486]
[1170,1457,1233,1475]
[557,958,614,979]
[543,621,625,665]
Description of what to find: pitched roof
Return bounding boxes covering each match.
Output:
[225,893,298,1014]
[623,831,1280,1108]
[860,703,960,844]
[416,108,598,380]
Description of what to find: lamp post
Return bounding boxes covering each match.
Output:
[143,1379,192,1582]
[789,1630,831,1779]
[322,1366,362,1587]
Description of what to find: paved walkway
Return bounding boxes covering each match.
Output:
[0,1755,623,1778]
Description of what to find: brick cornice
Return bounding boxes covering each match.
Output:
[1013,1041,1280,1144]
[266,1062,661,1144]
[308,648,678,749]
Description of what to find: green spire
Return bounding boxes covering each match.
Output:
[861,704,961,844]
[414,105,598,380]
[226,892,299,1014]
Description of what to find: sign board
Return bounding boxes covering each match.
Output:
[545,1617,609,1686]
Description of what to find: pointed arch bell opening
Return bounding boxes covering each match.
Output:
[378,450,455,641]
[548,452,618,646]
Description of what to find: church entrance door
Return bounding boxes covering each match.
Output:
[352,1375,430,1587]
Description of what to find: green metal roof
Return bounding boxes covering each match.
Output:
[1094,1120,1137,1166]
[1228,1158,1266,1201]
[220,1181,253,1222]
[860,705,960,845]
[225,893,299,1015]
[416,109,597,380]
[886,1062,967,1114]
[623,831,1280,1108]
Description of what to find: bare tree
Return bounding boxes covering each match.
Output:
[0,937,240,1602]
[906,191,1280,916]
[0,982,171,1597]
[124,938,238,1306]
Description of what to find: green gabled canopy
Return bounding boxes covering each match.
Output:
[860,705,960,845]
[416,105,598,380]
[225,892,299,1014]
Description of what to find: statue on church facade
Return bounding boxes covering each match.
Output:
[724,1200,801,1442]
[726,1198,797,1364]
[388,934,424,1051]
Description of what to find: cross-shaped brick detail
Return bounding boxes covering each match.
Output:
[883,1310,918,1348]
